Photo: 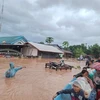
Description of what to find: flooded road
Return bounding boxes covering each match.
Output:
[0,58,85,100]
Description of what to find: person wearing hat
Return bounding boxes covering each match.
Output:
[53,80,88,100]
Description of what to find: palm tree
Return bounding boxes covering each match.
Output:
[62,41,69,50]
[45,37,54,44]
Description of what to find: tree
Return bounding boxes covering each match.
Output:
[69,44,86,58]
[62,41,69,50]
[81,43,87,53]
[69,43,100,58]
[45,37,54,44]
[39,42,44,44]
[74,48,85,58]
[85,45,92,55]
[91,44,100,58]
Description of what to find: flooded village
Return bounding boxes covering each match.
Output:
[0,36,84,100]
[0,0,100,100]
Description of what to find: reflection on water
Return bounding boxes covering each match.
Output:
[0,58,85,100]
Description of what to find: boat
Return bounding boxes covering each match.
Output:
[54,70,96,100]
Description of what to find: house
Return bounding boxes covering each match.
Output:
[49,44,72,58]
[0,36,27,45]
[22,42,63,58]
[0,36,28,56]
[61,49,72,58]
[0,36,71,58]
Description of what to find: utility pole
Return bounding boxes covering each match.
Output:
[0,0,4,32]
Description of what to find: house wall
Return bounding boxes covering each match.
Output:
[14,40,26,45]
[0,45,24,56]
[64,53,72,58]
[38,51,60,58]
[0,45,23,52]
[22,47,38,57]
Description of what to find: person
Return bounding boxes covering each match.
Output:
[5,62,26,78]
[80,55,83,60]
[81,70,94,88]
[88,63,100,100]
[85,55,91,66]
[74,69,94,88]
[93,70,100,100]
[96,57,100,63]
[86,59,94,68]
[88,71,98,100]
[60,60,65,66]
[53,80,88,100]
[77,70,94,99]
[73,67,87,78]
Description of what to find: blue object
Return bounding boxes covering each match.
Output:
[54,70,96,100]
[54,77,76,100]
[5,62,22,78]
[88,89,96,100]
[88,70,96,80]
[0,36,27,44]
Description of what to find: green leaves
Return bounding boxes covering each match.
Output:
[39,42,44,44]
[90,44,100,58]
[45,37,54,44]
[74,48,85,58]
[69,43,100,58]
[62,41,69,50]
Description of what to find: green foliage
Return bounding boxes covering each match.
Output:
[91,44,100,58]
[69,44,86,57]
[62,41,69,50]
[74,48,85,58]
[44,37,100,58]
[39,42,44,44]
[69,43,100,58]
[45,37,54,44]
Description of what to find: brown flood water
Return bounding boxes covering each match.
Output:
[0,58,85,100]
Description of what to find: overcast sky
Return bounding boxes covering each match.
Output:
[0,0,100,46]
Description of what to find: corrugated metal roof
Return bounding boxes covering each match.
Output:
[0,36,27,44]
[49,44,72,54]
[28,42,63,54]
[61,49,72,54]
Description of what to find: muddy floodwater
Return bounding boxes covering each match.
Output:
[0,58,85,100]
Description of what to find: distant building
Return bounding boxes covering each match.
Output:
[61,49,72,58]
[0,36,27,56]
[0,36,27,45]
[22,42,63,58]
[49,44,72,58]
[0,36,71,58]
